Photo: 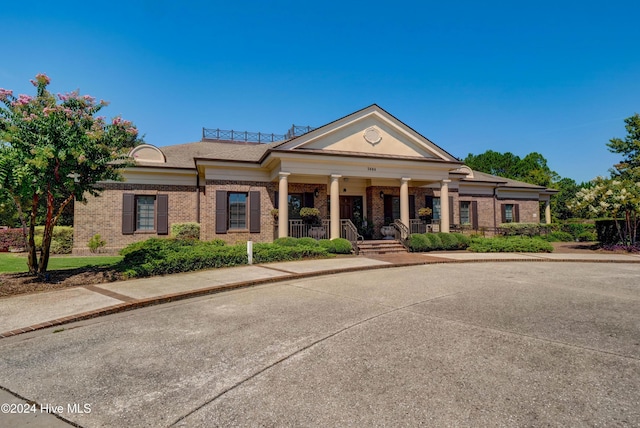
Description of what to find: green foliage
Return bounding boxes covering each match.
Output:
[273,237,301,247]
[576,231,597,242]
[607,113,640,178]
[318,238,353,254]
[543,231,574,242]
[33,226,73,254]
[118,237,330,278]
[468,236,553,253]
[463,150,559,187]
[408,232,469,252]
[595,219,640,245]
[570,177,640,245]
[497,223,550,237]
[171,222,200,240]
[88,234,107,253]
[253,243,328,263]
[0,74,142,274]
[0,228,24,251]
[296,237,320,247]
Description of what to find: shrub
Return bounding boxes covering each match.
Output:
[425,233,442,249]
[273,237,301,247]
[0,228,25,251]
[468,236,553,253]
[318,238,353,254]
[88,234,107,253]
[253,244,328,263]
[595,219,638,245]
[576,231,597,242]
[33,226,73,254]
[543,231,574,242]
[171,222,200,240]
[408,234,430,252]
[409,232,469,252]
[437,232,459,250]
[497,223,550,237]
[118,237,331,278]
[296,237,320,247]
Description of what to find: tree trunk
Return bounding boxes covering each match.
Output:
[37,193,74,275]
[27,194,39,274]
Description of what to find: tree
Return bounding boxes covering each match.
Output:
[607,113,640,178]
[569,177,640,245]
[0,74,141,275]
[463,150,559,187]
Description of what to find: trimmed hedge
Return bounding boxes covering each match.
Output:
[542,231,574,242]
[408,232,469,252]
[498,223,551,237]
[0,228,25,251]
[118,237,331,278]
[468,236,553,253]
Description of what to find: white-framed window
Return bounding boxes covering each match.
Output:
[460,201,470,225]
[504,204,514,223]
[136,195,155,231]
[228,192,247,230]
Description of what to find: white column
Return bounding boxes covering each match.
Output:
[278,172,290,238]
[440,179,450,233]
[545,200,552,224]
[330,174,341,239]
[400,177,411,228]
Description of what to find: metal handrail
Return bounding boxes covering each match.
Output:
[340,219,364,255]
[392,219,410,251]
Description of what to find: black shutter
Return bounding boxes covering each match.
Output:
[157,194,168,235]
[274,191,279,209]
[215,190,228,234]
[122,193,134,235]
[449,196,454,225]
[383,195,393,223]
[425,195,433,210]
[514,204,520,223]
[249,191,261,233]
[471,201,478,230]
[501,204,507,224]
[304,192,314,208]
[409,195,416,219]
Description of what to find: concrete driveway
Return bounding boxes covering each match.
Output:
[1,262,639,427]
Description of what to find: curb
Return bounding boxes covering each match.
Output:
[2,257,639,339]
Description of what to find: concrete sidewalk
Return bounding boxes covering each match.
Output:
[1,252,639,338]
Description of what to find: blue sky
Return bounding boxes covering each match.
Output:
[2,1,638,183]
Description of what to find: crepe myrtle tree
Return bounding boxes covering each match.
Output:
[0,74,142,275]
[569,177,640,246]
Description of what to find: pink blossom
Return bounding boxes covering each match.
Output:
[35,73,50,85]
[0,88,12,100]
[12,94,32,106]
[127,127,138,136]
[112,117,122,125]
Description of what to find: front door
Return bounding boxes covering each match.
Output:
[339,196,363,222]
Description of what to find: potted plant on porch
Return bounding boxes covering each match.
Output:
[418,207,433,223]
[300,207,324,239]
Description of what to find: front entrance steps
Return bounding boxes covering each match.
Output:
[357,239,408,256]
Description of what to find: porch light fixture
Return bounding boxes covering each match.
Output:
[314,188,319,198]
[380,191,384,199]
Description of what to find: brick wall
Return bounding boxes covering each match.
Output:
[73,183,199,255]
[202,180,328,244]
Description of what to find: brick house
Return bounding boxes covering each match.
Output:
[73,105,556,254]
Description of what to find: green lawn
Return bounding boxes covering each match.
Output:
[0,253,123,273]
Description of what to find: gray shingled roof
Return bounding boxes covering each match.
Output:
[135,140,277,169]
[134,140,551,192]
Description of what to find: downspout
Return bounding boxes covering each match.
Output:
[195,164,201,224]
